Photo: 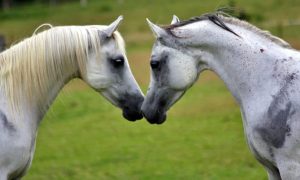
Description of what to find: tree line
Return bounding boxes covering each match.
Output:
[1,0,88,10]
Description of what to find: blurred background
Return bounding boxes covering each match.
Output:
[1,0,299,179]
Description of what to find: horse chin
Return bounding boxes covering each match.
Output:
[141,110,167,124]
[122,109,143,121]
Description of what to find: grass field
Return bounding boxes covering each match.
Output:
[0,0,300,179]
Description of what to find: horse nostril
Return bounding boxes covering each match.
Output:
[150,60,160,69]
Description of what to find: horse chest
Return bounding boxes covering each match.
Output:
[0,129,35,178]
[0,108,37,178]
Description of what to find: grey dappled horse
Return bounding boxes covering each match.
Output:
[142,13,300,180]
[0,16,144,179]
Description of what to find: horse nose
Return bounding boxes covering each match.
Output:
[123,110,143,121]
[141,105,167,124]
[122,93,144,121]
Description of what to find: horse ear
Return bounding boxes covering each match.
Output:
[146,18,167,38]
[171,15,180,25]
[103,15,123,37]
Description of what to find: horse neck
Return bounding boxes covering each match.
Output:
[41,64,78,112]
[33,59,79,119]
[196,30,294,107]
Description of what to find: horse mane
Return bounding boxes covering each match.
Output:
[165,13,292,49]
[0,24,125,112]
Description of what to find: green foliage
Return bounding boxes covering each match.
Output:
[0,0,300,48]
[99,3,112,13]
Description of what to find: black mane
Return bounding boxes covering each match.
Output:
[165,13,240,37]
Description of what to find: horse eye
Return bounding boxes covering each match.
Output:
[150,60,160,69]
[110,56,124,67]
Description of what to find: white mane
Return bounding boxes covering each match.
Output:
[0,24,125,112]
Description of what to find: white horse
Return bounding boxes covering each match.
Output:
[0,16,144,179]
[142,13,300,179]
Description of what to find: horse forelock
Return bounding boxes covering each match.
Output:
[0,25,125,113]
[165,12,292,49]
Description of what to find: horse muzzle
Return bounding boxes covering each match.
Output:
[120,94,144,121]
[141,106,167,124]
[122,109,143,121]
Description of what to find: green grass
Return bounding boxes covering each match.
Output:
[1,0,299,179]
[25,75,266,179]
